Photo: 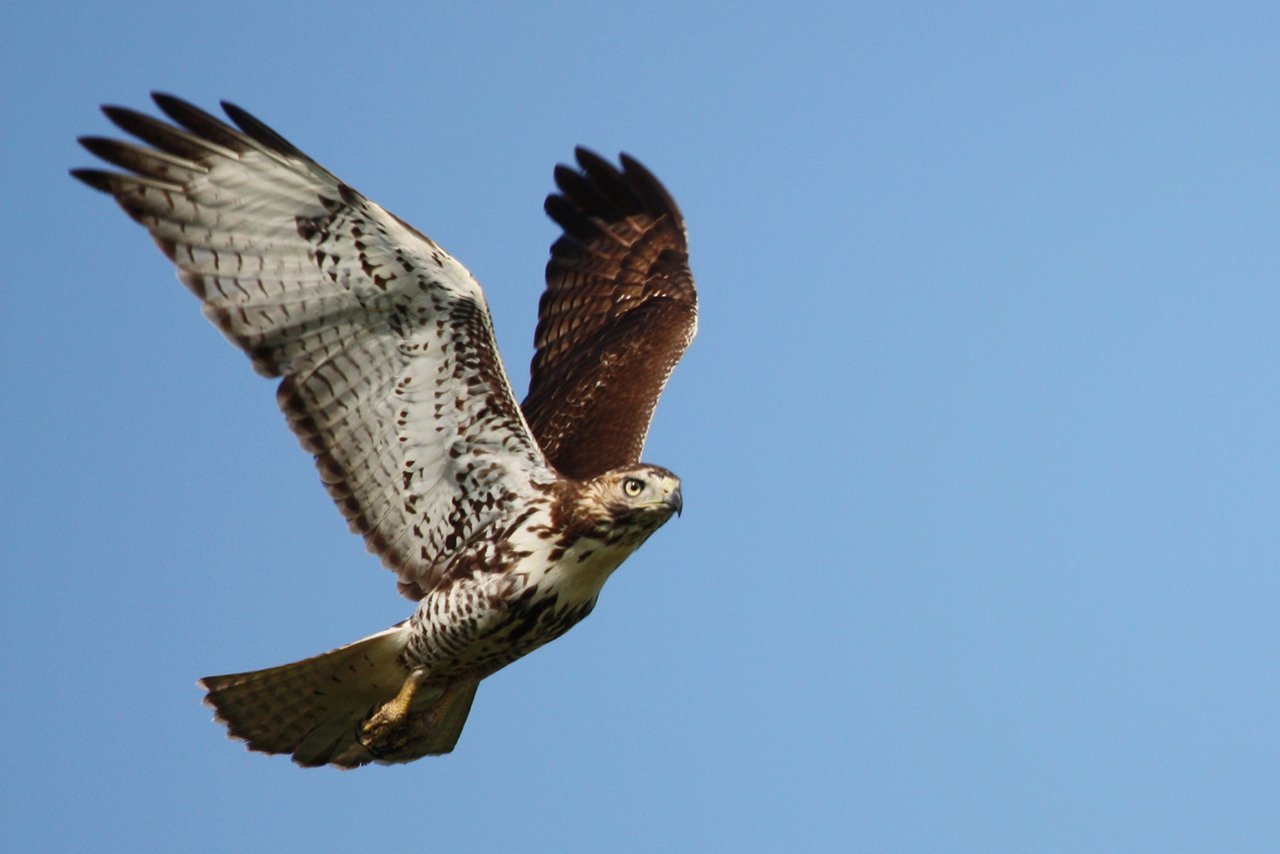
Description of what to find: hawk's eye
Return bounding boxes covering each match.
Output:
[622,477,645,497]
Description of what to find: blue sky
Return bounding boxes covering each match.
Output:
[5,2,1279,850]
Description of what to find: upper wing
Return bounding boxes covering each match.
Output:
[73,94,552,599]
[522,149,697,480]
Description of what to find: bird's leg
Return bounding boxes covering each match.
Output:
[360,670,425,752]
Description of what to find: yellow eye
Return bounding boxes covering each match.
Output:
[622,477,645,497]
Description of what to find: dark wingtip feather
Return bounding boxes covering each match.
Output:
[221,100,306,158]
[77,136,148,175]
[558,147,686,229]
[548,150,623,223]
[543,194,595,245]
[619,152,684,223]
[151,92,235,141]
[69,167,117,193]
[150,92,246,151]
[572,146,612,173]
[150,91,214,129]
[542,147,691,254]
[574,149,641,209]
[551,163,617,220]
[149,91,192,114]
[100,103,148,131]
[98,104,215,161]
[77,135,118,159]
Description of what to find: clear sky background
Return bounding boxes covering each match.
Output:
[4,3,1278,851]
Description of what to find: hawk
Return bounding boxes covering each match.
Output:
[73,94,696,768]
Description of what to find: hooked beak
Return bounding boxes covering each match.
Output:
[664,483,683,517]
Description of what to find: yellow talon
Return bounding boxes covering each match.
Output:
[360,671,424,748]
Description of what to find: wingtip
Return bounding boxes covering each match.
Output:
[617,151,650,179]
[151,92,218,128]
[76,135,116,159]
[572,146,617,178]
[572,144,604,164]
[550,147,683,227]
[68,167,115,193]
[623,152,684,225]
[99,103,136,124]
[219,99,244,119]
[149,91,201,124]
[149,90,182,107]
[220,98,307,159]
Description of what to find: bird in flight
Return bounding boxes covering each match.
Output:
[73,94,697,767]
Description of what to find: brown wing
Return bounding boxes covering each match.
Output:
[522,148,697,480]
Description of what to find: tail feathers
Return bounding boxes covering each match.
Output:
[199,623,480,768]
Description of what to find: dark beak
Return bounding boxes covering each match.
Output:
[665,485,683,517]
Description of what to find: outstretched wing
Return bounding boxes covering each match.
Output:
[522,149,697,480]
[73,94,551,599]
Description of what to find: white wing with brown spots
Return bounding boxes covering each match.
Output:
[73,94,551,599]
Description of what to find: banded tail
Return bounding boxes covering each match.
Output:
[199,624,479,768]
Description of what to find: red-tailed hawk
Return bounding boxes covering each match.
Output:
[73,94,696,768]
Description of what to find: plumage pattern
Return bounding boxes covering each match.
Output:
[525,150,697,479]
[74,94,696,767]
[76,95,549,600]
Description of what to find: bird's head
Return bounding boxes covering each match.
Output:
[566,464,683,549]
